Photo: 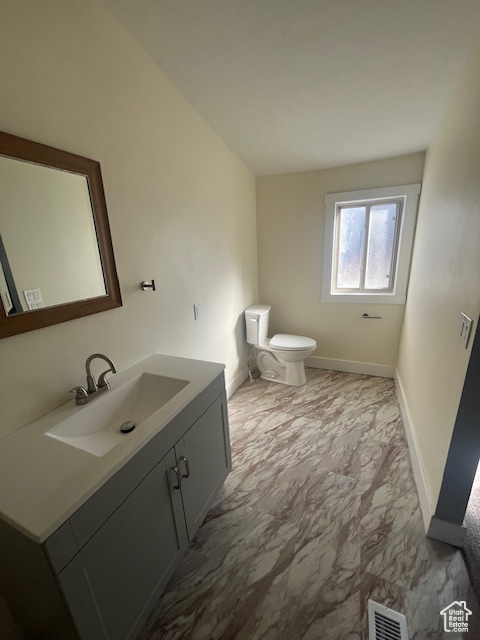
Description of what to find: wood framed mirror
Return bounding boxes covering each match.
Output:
[0,132,122,338]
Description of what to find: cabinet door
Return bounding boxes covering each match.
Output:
[78,449,188,640]
[175,393,231,540]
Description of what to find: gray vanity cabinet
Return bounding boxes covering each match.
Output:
[67,450,188,640]
[175,394,231,540]
[64,391,230,640]
[0,373,231,640]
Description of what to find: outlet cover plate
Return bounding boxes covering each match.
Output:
[460,312,473,349]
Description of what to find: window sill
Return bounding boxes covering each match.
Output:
[321,292,406,304]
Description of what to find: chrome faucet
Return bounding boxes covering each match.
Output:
[71,353,117,405]
[85,353,117,392]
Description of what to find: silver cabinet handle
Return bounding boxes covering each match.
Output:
[170,466,181,490]
[179,455,190,479]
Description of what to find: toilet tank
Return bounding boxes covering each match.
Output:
[245,305,271,346]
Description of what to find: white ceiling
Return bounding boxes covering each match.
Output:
[103,0,480,175]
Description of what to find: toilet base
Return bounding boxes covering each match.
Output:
[256,350,307,387]
[259,371,307,387]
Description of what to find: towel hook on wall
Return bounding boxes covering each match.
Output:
[141,280,156,291]
[362,312,382,320]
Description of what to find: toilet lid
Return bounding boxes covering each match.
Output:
[269,334,317,351]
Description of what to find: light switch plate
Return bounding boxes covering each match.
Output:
[460,312,473,349]
[193,302,202,321]
[0,288,12,313]
[23,288,45,311]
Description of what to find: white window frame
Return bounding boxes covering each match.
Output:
[322,183,421,304]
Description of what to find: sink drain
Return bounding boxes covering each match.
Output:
[120,421,136,434]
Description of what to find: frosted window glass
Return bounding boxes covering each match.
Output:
[336,207,366,289]
[365,203,397,290]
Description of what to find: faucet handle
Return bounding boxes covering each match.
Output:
[69,386,89,402]
[98,369,114,389]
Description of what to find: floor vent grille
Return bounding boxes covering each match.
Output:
[368,600,409,640]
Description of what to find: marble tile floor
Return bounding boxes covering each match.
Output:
[140,369,479,640]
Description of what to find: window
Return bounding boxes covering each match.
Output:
[322,184,421,304]
[334,198,401,293]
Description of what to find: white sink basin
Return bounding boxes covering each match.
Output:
[46,373,189,457]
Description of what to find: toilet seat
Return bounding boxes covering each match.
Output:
[269,334,316,351]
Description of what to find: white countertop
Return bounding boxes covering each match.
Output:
[0,354,224,543]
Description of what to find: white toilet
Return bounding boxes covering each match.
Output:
[245,305,316,387]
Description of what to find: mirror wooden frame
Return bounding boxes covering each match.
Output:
[0,132,122,338]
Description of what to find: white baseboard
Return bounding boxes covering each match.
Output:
[226,367,249,400]
[394,370,434,533]
[305,356,394,379]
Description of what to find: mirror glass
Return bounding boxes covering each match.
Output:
[0,132,122,338]
[0,156,106,315]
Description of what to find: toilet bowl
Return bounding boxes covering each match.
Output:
[245,305,316,387]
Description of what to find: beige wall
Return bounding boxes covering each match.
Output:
[0,0,257,439]
[397,45,480,509]
[256,153,425,368]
